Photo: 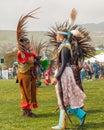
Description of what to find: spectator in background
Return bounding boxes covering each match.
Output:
[87,60,93,81]
[13,65,17,78]
[92,60,99,79]
[0,66,2,79]
[8,65,13,79]
[80,65,86,82]
[83,62,89,80]
[99,63,104,79]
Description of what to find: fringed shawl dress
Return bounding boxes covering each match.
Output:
[54,41,86,109]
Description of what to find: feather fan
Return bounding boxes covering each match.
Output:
[16,7,40,52]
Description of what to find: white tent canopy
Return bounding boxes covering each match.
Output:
[85,53,104,63]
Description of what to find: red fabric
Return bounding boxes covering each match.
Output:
[44,69,52,85]
[20,102,32,109]
[20,102,38,109]
[33,103,38,108]
[17,51,36,63]
[17,51,28,63]
[45,73,48,76]
[44,79,51,85]
[28,52,36,58]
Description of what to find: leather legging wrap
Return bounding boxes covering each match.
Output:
[17,71,38,109]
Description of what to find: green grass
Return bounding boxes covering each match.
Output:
[95,50,104,55]
[0,79,104,130]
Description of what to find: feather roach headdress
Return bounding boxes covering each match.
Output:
[31,37,54,70]
[16,7,40,52]
[48,8,95,58]
[31,36,49,56]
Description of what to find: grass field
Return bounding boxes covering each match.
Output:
[0,79,104,130]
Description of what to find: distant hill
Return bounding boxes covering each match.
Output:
[82,22,104,31]
[0,21,104,57]
[0,30,48,44]
[0,31,48,57]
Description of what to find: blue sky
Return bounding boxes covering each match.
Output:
[0,0,103,31]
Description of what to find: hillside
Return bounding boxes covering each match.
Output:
[0,21,104,57]
[0,31,48,57]
[82,22,104,31]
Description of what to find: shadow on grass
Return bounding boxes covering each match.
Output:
[61,126,87,130]
[86,109,104,113]
[36,112,58,118]
[58,122,104,130]
[64,122,104,130]
[84,122,104,129]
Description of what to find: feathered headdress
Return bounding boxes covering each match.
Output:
[48,9,77,47]
[48,8,95,58]
[31,37,53,71]
[31,36,49,56]
[16,7,40,52]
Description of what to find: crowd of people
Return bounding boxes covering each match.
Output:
[1,60,104,82]
[0,65,18,79]
[80,60,104,82]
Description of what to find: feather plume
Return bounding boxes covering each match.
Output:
[69,8,77,28]
[16,7,40,52]
[31,36,49,56]
[31,37,56,68]
[70,8,77,21]
[71,25,95,58]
